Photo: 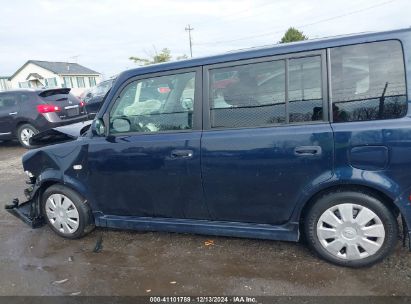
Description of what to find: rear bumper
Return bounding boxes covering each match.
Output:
[37,114,88,132]
[48,115,88,128]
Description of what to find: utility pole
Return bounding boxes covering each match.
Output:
[185,24,194,58]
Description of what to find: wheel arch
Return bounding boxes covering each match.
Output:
[37,179,87,202]
[14,120,31,136]
[297,183,400,227]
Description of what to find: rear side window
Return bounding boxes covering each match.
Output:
[288,56,323,123]
[0,93,18,109]
[210,60,286,128]
[330,40,407,122]
[209,56,323,129]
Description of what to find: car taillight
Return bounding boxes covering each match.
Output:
[37,104,61,113]
[158,87,170,94]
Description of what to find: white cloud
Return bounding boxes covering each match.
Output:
[0,0,410,78]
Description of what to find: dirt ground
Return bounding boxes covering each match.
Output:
[0,140,411,296]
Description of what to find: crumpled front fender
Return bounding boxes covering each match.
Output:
[6,141,91,228]
[24,142,90,198]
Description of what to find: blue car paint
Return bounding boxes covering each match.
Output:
[201,124,334,225]
[19,27,411,242]
[86,132,207,219]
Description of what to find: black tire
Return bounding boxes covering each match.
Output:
[304,189,398,267]
[41,184,94,239]
[17,123,38,149]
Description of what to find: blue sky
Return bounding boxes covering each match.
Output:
[0,0,410,78]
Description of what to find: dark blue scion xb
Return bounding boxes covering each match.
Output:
[6,28,411,267]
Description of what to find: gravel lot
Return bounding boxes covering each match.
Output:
[0,140,411,296]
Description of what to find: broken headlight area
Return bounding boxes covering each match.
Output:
[24,171,36,185]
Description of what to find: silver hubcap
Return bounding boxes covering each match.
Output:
[20,128,35,146]
[45,194,80,235]
[317,203,385,260]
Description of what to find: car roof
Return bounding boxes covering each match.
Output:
[0,89,37,94]
[115,27,411,84]
[0,88,71,95]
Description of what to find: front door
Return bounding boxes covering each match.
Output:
[88,68,209,220]
[0,93,19,136]
[201,51,333,225]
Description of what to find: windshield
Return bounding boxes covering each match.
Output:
[90,79,114,96]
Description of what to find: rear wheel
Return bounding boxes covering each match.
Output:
[304,190,398,267]
[17,124,38,148]
[41,184,94,239]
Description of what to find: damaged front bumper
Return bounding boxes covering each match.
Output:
[4,183,44,228]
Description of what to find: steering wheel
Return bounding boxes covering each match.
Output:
[131,116,154,133]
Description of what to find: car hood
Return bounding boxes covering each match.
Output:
[30,120,93,146]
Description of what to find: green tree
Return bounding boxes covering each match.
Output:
[279,27,308,43]
[130,48,187,66]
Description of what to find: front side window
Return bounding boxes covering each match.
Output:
[330,40,407,122]
[110,72,196,134]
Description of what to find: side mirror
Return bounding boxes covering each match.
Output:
[92,118,106,136]
[112,118,131,133]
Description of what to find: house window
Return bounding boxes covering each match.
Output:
[45,78,58,88]
[19,81,30,88]
[63,77,73,88]
[77,77,85,88]
[89,77,96,87]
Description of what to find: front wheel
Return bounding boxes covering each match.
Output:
[304,190,398,267]
[42,184,94,239]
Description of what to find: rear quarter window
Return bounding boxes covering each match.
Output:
[330,40,407,122]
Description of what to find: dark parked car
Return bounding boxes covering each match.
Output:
[6,28,411,267]
[0,88,87,148]
[80,79,114,118]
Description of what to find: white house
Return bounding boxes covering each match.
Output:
[8,60,102,96]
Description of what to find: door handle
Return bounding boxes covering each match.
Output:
[170,149,193,159]
[294,146,322,156]
[9,112,17,116]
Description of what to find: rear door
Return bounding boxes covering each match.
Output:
[0,93,20,136]
[201,50,334,225]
